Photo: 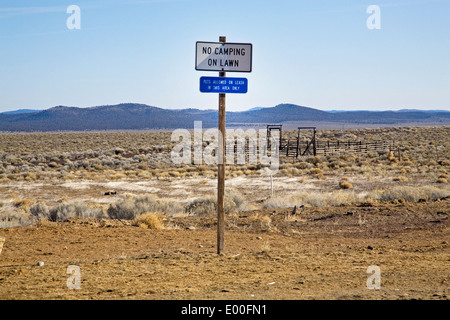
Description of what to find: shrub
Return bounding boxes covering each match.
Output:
[13,198,34,211]
[30,202,50,220]
[294,162,308,169]
[228,192,246,210]
[306,156,322,166]
[185,197,216,215]
[264,191,364,209]
[260,241,271,255]
[249,213,272,230]
[339,180,353,189]
[437,178,447,184]
[309,168,323,175]
[370,186,449,202]
[107,196,183,219]
[0,209,33,228]
[49,202,104,221]
[133,212,165,229]
[185,193,248,215]
[263,195,300,209]
[387,151,395,161]
[315,173,326,180]
[48,161,59,168]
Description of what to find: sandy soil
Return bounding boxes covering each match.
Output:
[0,198,448,300]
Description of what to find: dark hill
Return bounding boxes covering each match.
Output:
[227,104,333,123]
[0,103,448,132]
[0,104,206,132]
[0,109,39,115]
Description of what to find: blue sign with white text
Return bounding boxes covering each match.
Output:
[200,76,248,94]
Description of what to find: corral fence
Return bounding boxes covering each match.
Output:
[192,125,396,162]
[267,125,395,160]
[315,140,395,156]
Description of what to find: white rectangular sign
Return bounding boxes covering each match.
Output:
[196,41,252,73]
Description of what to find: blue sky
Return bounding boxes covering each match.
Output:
[0,0,449,112]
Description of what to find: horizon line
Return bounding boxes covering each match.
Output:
[1,103,450,114]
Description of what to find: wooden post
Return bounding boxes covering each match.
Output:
[313,128,317,156]
[270,174,273,197]
[217,36,226,254]
[0,236,5,256]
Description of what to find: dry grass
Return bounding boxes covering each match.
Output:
[0,127,447,182]
[260,241,271,255]
[133,212,165,230]
[12,198,34,211]
[0,209,33,228]
[263,195,301,209]
[249,213,272,229]
[370,185,449,202]
[393,176,408,182]
[0,126,449,228]
[107,196,183,219]
[339,180,353,189]
[49,202,105,222]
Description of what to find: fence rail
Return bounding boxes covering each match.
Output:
[194,138,395,161]
[278,139,394,158]
[225,139,394,157]
[315,140,394,156]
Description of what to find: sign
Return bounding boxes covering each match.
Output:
[200,76,248,94]
[196,41,252,72]
[194,36,252,255]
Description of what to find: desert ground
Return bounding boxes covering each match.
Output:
[0,126,449,300]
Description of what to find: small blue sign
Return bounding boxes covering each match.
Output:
[200,76,248,94]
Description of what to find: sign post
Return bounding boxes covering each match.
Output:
[217,36,226,254]
[196,41,252,73]
[196,36,252,255]
[200,77,248,94]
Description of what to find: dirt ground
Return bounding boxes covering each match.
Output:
[0,198,448,300]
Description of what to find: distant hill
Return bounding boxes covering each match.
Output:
[397,109,450,113]
[327,109,449,114]
[0,104,209,132]
[246,107,265,112]
[1,109,40,115]
[0,103,449,132]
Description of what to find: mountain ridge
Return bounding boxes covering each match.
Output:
[0,103,449,132]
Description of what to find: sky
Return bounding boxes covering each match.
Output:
[0,0,449,113]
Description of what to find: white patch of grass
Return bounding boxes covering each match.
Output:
[370,185,450,202]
